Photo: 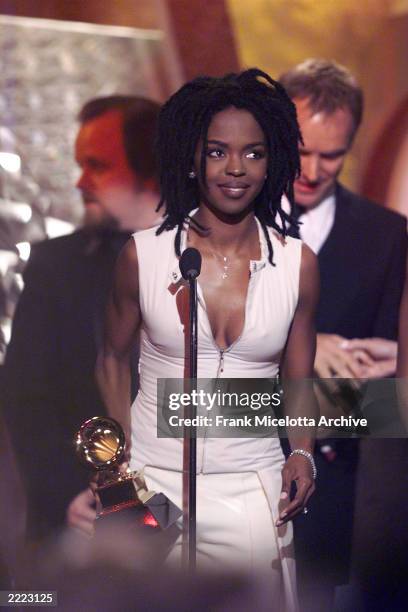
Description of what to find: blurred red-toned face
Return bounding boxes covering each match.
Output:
[194,106,268,218]
[294,97,355,209]
[75,110,141,229]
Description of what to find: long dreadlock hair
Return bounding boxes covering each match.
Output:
[156,68,302,265]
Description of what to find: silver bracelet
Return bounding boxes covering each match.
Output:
[289,449,317,480]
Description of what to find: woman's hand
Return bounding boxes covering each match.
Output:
[276,453,315,526]
[66,461,130,537]
[66,487,97,537]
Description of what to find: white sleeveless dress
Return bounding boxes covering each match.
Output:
[130,217,302,611]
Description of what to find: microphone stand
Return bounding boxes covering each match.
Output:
[186,273,198,572]
[179,247,201,574]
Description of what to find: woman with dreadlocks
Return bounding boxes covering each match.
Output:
[97,69,318,609]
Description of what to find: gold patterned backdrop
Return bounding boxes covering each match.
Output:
[227,0,408,201]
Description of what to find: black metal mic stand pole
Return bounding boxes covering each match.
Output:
[187,273,198,572]
[179,247,201,574]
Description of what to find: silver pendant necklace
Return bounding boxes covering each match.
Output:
[212,251,230,280]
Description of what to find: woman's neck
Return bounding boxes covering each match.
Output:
[190,205,258,256]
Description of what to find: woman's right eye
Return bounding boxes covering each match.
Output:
[207,148,224,159]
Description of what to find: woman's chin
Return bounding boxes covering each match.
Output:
[198,199,255,223]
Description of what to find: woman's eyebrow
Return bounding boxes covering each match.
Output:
[206,139,228,146]
[244,141,267,148]
[207,139,266,147]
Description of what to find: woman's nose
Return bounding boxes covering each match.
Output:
[225,155,245,176]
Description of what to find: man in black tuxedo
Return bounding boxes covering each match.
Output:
[3,96,162,540]
[279,60,407,609]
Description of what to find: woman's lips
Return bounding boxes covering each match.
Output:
[218,183,250,198]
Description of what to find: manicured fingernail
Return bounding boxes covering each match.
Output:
[280,492,288,500]
[339,340,349,348]
[276,520,283,526]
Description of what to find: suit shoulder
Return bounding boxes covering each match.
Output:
[31,231,85,258]
[338,184,407,234]
[32,230,84,252]
[27,231,86,278]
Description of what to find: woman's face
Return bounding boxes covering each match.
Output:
[194,106,268,218]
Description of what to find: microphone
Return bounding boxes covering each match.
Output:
[179,247,201,280]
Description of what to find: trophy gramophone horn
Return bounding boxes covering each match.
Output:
[75,416,125,472]
[74,416,182,530]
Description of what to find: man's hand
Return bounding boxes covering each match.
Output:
[66,488,97,537]
[276,453,315,526]
[342,337,397,378]
[315,333,373,378]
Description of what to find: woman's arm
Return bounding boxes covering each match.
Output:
[95,238,141,448]
[277,243,320,525]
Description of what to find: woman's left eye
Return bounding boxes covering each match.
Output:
[207,149,224,158]
[246,150,265,159]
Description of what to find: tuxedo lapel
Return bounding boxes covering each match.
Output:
[318,186,352,260]
[316,185,367,333]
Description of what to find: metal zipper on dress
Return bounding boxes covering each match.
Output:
[200,348,225,472]
[199,271,253,473]
[216,349,225,379]
[212,271,253,376]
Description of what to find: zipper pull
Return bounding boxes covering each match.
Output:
[219,350,224,374]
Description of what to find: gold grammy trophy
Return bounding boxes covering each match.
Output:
[75,416,182,531]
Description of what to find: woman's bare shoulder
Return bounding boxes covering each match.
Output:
[119,237,139,268]
[299,243,319,307]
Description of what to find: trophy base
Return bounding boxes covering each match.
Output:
[96,502,160,533]
[97,479,141,514]
[96,479,182,531]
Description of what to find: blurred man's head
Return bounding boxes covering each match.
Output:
[75,96,160,230]
[279,59,363,209]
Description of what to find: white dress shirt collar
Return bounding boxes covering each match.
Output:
[298,194,336,254]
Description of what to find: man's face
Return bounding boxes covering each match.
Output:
[75,110,141,229]
[293,97,355,209]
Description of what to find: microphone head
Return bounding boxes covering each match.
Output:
[179,247,202,280]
